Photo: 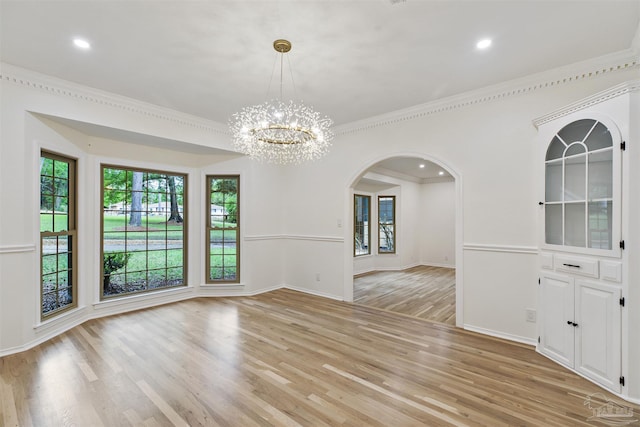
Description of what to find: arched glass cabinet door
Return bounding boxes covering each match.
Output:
[544,118,619,253]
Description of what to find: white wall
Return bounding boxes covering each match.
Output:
[0,65,286,354]
[1,53,639,400]
[420,179,455,267]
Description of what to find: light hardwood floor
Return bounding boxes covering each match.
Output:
[354,266,456,325]
[2,289,638,426]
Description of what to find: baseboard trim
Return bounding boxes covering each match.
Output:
[284,285,343,301]
[463,324,537,347]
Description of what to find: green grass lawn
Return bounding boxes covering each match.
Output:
[103,215,184,240]
[41,212,238,291]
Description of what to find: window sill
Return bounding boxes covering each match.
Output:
[93,286,194,311]
[34,306,87,333]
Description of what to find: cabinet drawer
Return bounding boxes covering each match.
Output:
[555,255,598,278]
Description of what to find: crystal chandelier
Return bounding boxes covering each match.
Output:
[229,39,334,164]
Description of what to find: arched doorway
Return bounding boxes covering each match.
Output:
[343,154,463,327]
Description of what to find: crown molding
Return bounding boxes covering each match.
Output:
[0,62,230,136]
[3,48,638,140]
[335,49,640,136]
[532,79,640,128]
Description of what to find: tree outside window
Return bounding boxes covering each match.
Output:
[378,196,395,254]
[101,166,187,298]
[354,194,370,256]
[206,175,239,283]
[40,151,77,318]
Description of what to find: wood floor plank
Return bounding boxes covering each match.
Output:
[354,265,456,324]
[2,289,639,426]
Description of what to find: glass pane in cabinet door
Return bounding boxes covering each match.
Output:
[564,155,586,201]
[545,204,562,245]
[588,201,612,250]
[546,137,565,161]
[565,202,586,248]
[545,161,562,202]
[584,122,612,151]
[558,119,595,145]
[588,150,613,200]
[565,143,586,157]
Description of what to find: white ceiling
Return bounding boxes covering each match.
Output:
[2,1,639,181]
[1,0,639,129]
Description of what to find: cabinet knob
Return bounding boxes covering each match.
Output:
[538,202,544,206]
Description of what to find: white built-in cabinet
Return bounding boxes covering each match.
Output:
[534,83,632,395]
[539,272,621,392]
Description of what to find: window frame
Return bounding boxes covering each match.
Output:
[354,194,371,257]
[40,151,78,319]
[378,195,396,254]
[206,175,240,284]
[100,164,188,299]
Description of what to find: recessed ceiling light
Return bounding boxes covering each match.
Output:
[438,171,445,176]
[419,163,425,169]
[73,38,91,49]
[476,38,492,50]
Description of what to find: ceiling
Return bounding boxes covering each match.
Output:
[4,1,637,182]
[1,1,639,130]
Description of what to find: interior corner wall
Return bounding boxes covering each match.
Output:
[0,69,288,355]
[351,176,423,276]
[281,66,638,345]
[420,180,455,267]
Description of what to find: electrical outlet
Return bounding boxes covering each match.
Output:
[315,273,320,282]
[526,309,537,323]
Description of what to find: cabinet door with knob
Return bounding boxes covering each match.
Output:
[575,279,621,392]
[539,272,574,367]
[539,272,621,392]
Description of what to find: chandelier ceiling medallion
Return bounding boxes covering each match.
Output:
[229,39,334,164]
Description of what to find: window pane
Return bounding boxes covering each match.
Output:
[40,152,76,318]
[41,157,53,176]
[564,155,586,201]
[588,201,612,250]
[53,177,68,196]
[378,196,395,253]
[564,202,586,247]
[565,144,586,157]
[53,159,69,179]
[167,248,183,268]
[102,165,186,298]
[53,213,68,232]
[588,150,613,200]
[354,195,371,256]
[545,161,562,202]
[545,204,562,245]
[546,137,565,161]
[585,122,613,151]
[557,119,595,144]
[207,175,239,283]
[148,250,167,269]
